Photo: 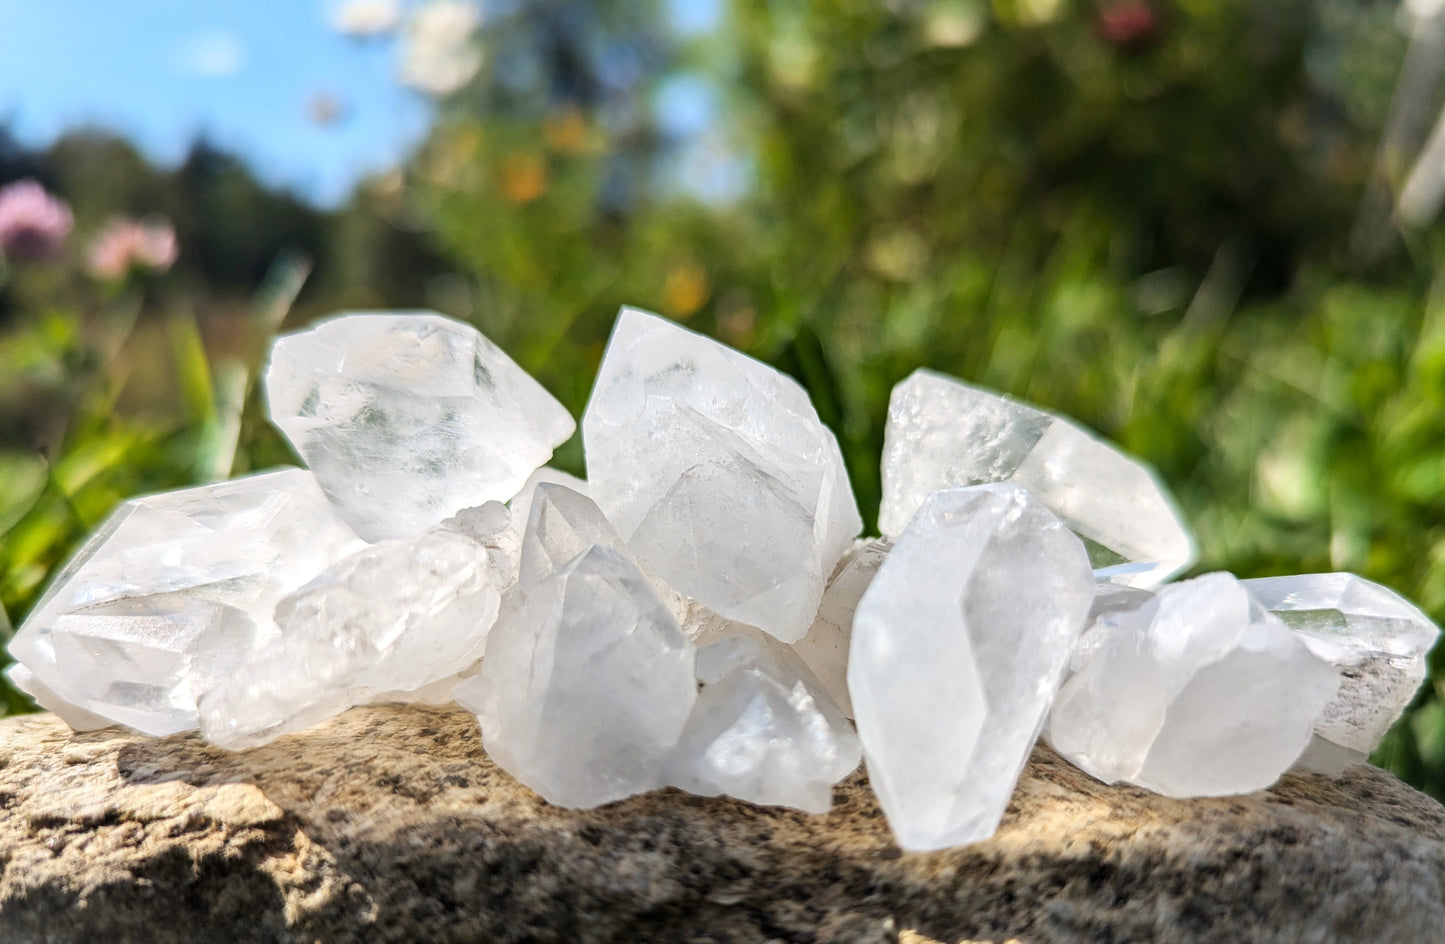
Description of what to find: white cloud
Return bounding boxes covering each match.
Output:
[175,29,247,78]
[331,0,403,39]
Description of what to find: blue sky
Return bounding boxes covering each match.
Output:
[0,0,433,206]
[0,0,728,208]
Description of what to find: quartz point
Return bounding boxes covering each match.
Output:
[792,538,891,718]
[266,311,575,541]
[514,482,689,621]
[848,484,1094,851]
[507,466,588,536]
[454,545,697,808]
[582,307,862,642]
[669,633,861,814]
[879,369,1195,588]
[1049,572,1340,796]
[6,469,363,736]
[1243,573,1440,756]
[199,503,519,749]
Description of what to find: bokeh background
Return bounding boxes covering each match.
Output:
[4,0,1445,797]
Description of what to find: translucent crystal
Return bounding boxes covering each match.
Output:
[199,503,519,749]
[1049,573,1339,796]
[582,307,861,642]
[6,469,363,736]
[849,484,1094,851]
[514,482,689,621]
[668,633,861,813]
[507,466,588,536]
[5,661,125,731]
[792,538,890,718]
[1243,573,1440,755]
[454,545,697,808]
[879,369,1195,588]
[266,311,575,541]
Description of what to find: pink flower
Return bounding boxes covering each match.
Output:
[0,179,74,261]
[1095,0,1161,49]
[87,216,179,281]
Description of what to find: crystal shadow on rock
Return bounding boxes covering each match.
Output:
[582,306,861,643]
[879,369,1196,589]
[849,483,1095,851]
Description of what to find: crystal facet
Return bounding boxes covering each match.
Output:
[266,311,575,541]
[669,633,861,813]
[199,503,518,749]
[7,469,363,735]
[582,307,861,642]
[1243,573,1440,756]
[514,482,689,621]
[1049,573,1339,796]
[879,369,1195,588]
[849,484,1094,851]
[454,545,697,808]
[792,538,890,718]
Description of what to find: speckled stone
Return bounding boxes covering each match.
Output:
[1,703,1442,943]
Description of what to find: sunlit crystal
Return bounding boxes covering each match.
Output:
[582,307,861,642]
[1244,573,1440,756]
[507,466,589,537]
[849,484,1094,851]
[669,633,860,813]
[1049,573,1339,796]
[454,545,697,808]
[879,369,1194,588]
[199,503,518,749]
[266,311,574,541]
[792,538,890,718]
[6,469,363,736]
[514,482,689,620]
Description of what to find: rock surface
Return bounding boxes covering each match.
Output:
[1,703,1443,944]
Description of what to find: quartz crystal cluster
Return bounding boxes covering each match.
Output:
[7,306,1439,854]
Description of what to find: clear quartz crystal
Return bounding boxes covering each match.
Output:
[198,503,519,749]
[454,545,697,808]
[582,307,861,642]
[1243,573,1440,756]
[507,466,588,535]
[879,369,1195,588]
[266,311,575,541]
[849,484,1094,851]
[669,633,861,814]
[1049,573,1340,796]
[6,469,363,736]
[514,482,689,620]
[792,538,890,718]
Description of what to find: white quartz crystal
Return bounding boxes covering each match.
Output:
[1244,573,1440,755]
[1049,573,1339,796]
[454,545,697,808]
[507,466,588,535]
[849,484,1094,851]
[198,503,519,749]
[879,369,1195,588]
[792,539,890,718]
[669,633,861,813]
[514,482,689,621]
[582,307,861,642]
[6,469,363,736]
[266,311,575,541]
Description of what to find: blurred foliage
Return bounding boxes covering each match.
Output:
[5,0,1445,798]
